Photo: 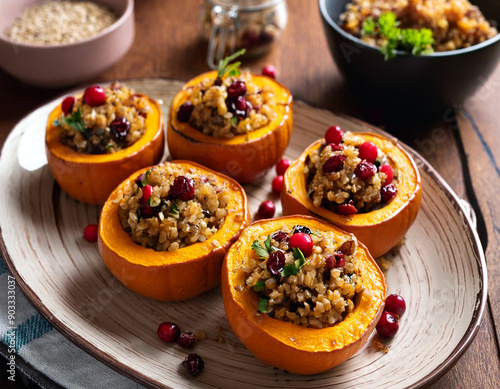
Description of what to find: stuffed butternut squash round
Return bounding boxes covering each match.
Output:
[46,83,164,205]
[282,128,422,258]
[99,160,250,301]
[222,215,386,375]
[167,68,293,184]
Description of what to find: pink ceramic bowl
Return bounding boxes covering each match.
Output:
[0,0,134,88]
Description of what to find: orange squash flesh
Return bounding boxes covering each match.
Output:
[46,94,164,205]
[222,215,386,375]
[98,161,251,301]
[282,133,422,258]
[167,70,293,184]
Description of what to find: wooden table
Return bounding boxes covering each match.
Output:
[1,1,499,387]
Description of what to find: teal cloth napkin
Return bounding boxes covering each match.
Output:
[0,256,144,388]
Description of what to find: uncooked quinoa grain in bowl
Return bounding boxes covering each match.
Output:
[5,0,118,45]
[118,163,232,251]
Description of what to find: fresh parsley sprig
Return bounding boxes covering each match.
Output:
[217,49,246,78]
[361,12,434,60]
[53,109,87,134]
[168,202,180,218]
[251,235,275,260]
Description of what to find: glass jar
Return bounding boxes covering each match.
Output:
[201,0,288,68]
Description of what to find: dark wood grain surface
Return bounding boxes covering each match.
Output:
[0,0,499,388]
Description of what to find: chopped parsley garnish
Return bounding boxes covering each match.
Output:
[168,202,180,218]
[281,248,307,277]
[361,12,434,60]
[53,109,87,134]
[217,49,246,78]
[253,280,265,292]
[251,235,275,260]
[258,297,269,313]
[230,116,239,128]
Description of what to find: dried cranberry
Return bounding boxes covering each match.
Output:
[157,322,180,343]
[170,176,195,201]
[288,233,313,257]
[292,225,311,235]
[358,141,378,163]
[262,65,277,78]
[182,354,204,377]
[227,80,247,98]
[257,200,275,218]
[380,164,394,185]
[83,224,98,242]
[272,231,288,243]
[61,96,76,115]
[227,95,251,119]
[83,85,106,107]
[323,155,346,173]
[141,204,158,219]
[135,173,146,188]
[385,294,406,317]
[276,158,291,175]
[329,143,344,151]
[376,311,399,338]
[110,116,130,140]
[272,175,284,194]
[325,251,345,268]
[325,255,336,269]
[267,251,286,278]
[325,126,344,145]
[336,200,358,215]
[335,251,345,267]
[177,331,197,348]
[355,160,377,181]
[177,101,194,122]
[213,77,223,86]
[381,184,398,203]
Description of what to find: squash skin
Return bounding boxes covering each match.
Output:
[46,94,164,205]
[281,133,422,258]
[167,71,293,184]
[222,215,386,375]
[98,161,251,301]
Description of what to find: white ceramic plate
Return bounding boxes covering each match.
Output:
[0,79,486,389]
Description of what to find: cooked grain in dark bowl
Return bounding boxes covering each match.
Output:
[319,0,500,115]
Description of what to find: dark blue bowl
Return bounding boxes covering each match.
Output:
[319,0,500,115]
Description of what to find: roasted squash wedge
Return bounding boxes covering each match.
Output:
[99,161,250,301]
[167,71,293,184]
[222,215,386,374]
[46,94,164,205]
[282,133,422,258]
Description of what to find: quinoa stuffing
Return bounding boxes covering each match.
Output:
[176,50,278,138]
[53,82,151,154]
[117,164,232,251]
[340,0,498,52]
[304,130,398,214]
[245,225,367,329]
